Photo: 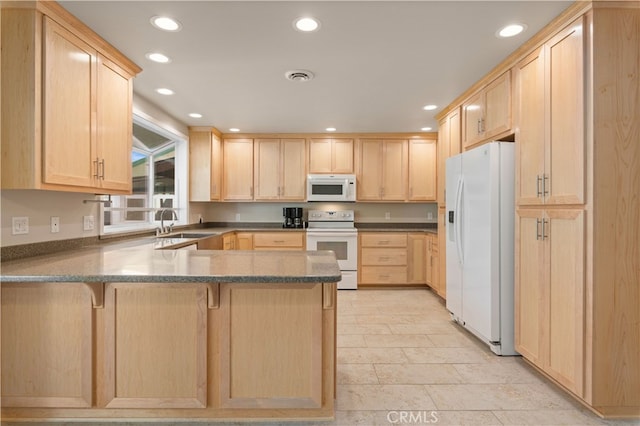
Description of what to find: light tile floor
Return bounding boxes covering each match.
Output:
[6,288,639,426]
[331,288,639,426]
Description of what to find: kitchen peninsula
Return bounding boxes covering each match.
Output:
[0,242,340,422]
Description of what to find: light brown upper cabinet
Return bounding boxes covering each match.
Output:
[358,139,407,201]
[437,107,461,205]
[408,139,437,201]
[189,131,221,201]
[254,139,306,201]
[308,139,354,174]
[1,6,140,194]
[461,70,512,149]
[515,21,584,206]
[223,139,254,201]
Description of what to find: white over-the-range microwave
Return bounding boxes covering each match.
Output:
[306,174,356,202]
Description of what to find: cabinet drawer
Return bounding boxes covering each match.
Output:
[253,232,304,248]
[360,266,407,284]
[361,248,407,266]
[360,233,407,247]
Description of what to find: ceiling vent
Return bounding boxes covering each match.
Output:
[285,70,314,82]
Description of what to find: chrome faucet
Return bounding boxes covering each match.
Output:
[156,208,178,236]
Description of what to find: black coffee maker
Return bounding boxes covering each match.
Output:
[283,207,304,228]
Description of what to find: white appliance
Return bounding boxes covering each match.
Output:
[445,142,517,355]
[306,174,356,202]
[306,210,358,289]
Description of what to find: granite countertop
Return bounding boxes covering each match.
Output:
[0,238,342,283]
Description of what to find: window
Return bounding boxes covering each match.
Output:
[101,115,187,234]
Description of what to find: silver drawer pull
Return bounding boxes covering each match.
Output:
[378,256,390,261]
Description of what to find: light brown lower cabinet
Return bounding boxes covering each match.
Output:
[359,232,432,286]
[0,281,336,421]
[425,233,440,294]
[515,209,584,396]
[253,231,305,251]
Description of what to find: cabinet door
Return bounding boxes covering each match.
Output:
[254,139,281,200]
[332,139,354,173]
[408,139,436,201]
[546,19,585,205]
[358,140,383,200]
[281,139,306,200]
[189,131,221,201]
[223,139,253,200]
[96,55,132,192]
[407,234,426,284]
[515,47,546,206]
[219,283,324,408]
[483,70,512,140]
[102,283,208,408]
[515,209,545,366]
[43,17,96,188]
[1,283,93,408]
[545,209,584,396]
[437,117,449,206]
[222,233,236,250]
[462,91,484,149]
[381,140,407,200]
[236,232,254,250]
[431,239,440,294]
[309,139,332,173]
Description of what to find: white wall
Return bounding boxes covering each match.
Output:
[1,190,101,246]
[193,201,438,224]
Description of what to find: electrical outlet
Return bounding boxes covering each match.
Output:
[83,215,95,231]
[385,212,391,220]
[12,216,29,235]
[235,213,241,221]
[427,212,434,220]
[50,216,60,233]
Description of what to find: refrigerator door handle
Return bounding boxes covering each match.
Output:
[455,177,464,265]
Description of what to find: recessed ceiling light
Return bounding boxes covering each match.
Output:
[189,113,202,118]
[497,23,526,38]
[294,17,320,32]
[326,127,336,132]
[229,128,240,132]
[422,104,437,111]
[156,88,174,95]
[145,52,171,63]
[421,127,432,131]
[150,16,182,32]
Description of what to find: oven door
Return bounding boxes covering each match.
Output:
[306,230,358,271]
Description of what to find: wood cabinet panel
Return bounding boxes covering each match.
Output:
[189,131,221,201]
[254,139,280,199]
[407,233,426,284]
[253,232,305,250]
[223,139,253,200]
[408,139,436,201]
[1,7,138,194]
[280,139,306,200]
[438,108,461,206]
[360,266,408,284]
[1,283,93,408]
[235,232,254,250]
[361,248,407,266]
[254,138,306,200]
[515,19,584,206]
[96,55,132,191]
[358,139,407,201]
[360,233,407,247]
[462,71,511,149]
[309,138,353,174]
[219,284,323,408]
[43,17,96,188]
[102,283,208,408]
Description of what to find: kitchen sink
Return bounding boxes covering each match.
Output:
[158,232,211,239]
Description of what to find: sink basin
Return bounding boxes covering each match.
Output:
[158,232,211,239]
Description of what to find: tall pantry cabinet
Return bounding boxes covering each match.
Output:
[514,4,639,418]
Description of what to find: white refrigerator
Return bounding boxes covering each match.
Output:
[445,142,517,355]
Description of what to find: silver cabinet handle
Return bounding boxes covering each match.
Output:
[536,218,542,240]
[536,175,543,197]
[543,175,549,196]
[99,159,105,180]
[378,256,390,261]
[93,158,99,179]
[542,219,548,239]
[477,118,482,135]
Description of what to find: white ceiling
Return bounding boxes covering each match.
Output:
[60,1,572,134]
